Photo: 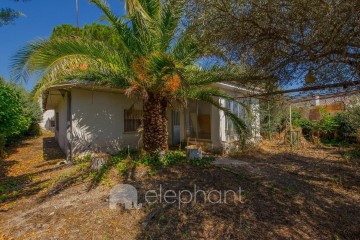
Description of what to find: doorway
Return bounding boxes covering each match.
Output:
[172,111,181,145]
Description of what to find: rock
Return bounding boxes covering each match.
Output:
[56,160,67,166]
[185,145,202,160]
[91,153,111,170]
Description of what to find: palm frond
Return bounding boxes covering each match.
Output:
[157,1,184,51]
[90,0,140,56]
[171,35,201,65]
[10,38,48,82]
[125,0,152,22]
[11,38,130,82]
[185,65,262,87]
[138,0,161,21]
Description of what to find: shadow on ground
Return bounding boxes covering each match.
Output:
[132,147,360,239]
[0,134,65,207]
[1,138,359,239]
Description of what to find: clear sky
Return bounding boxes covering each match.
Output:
[0,0,125,91]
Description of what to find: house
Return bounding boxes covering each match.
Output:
[39,110,56,131]
[41,81,261,160]
[292,91,359,120]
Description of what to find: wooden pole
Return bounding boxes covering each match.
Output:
[237,80,360,99]
[76,0,79,31]
[268,101,271,140]
[289,104,293,146]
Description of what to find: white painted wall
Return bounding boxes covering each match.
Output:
[71,89,143,155]
[40,110,55,131]
[51,85,261,157]
[55,95,68,154]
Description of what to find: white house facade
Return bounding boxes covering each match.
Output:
[42,82,261,160]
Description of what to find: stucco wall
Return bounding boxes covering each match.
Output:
[52,84,261,157]
[71,89,143,155]
[217,88,261,145]
[40,110,55,131]
[55,95,68,154]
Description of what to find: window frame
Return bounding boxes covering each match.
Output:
[124,109,143,133]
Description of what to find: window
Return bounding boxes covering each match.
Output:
[55,112,59,131]
[224,99,247,141]
[50,120,56,128]
[186,100,211,140]
[124,109,142,132]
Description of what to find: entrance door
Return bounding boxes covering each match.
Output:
[172,111,180,145]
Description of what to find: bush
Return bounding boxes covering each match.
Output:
[0,77,42,154]
[161,151,186,166]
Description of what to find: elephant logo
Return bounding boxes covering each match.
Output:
[109,184,142,209]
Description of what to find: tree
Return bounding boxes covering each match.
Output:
[187,0,360,86]
[11,0,258,154]
[0,1,28,27]
[50,23,124,51]
[0,8,23,27]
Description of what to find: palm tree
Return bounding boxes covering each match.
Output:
[11,0,258,154]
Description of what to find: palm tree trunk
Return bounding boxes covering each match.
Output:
[143,93,168,153]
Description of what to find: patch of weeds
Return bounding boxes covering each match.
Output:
[115,148,140,161]
[26,174,34,181]
[116,161,132,176]
[90,163,112,185]
[189,156,215,167]
[0,194,9,202]
[76,161,91,171]
[322,139,352,147]
[161,151,186,166]
[39,180,52,190]
[0,179,22,194]
[341,148,360,164]
[241,190,250,200]
[73,152,92,163]
[137,153,162,167]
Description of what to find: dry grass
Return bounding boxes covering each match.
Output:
[0,134,359,239]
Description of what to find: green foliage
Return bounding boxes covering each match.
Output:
[136,150,186,167]
[0,77,42,154]
[333,98,360,139]
[292,111,313,130]
[90,163,112,185]
[189,156,215,167]
[0,8,23,27]
[187,0,360,84]
[315,108,339,135]
[160,150,186,165]
[292,104,360,144]
[51,23,123,51]
[0,80,29,153]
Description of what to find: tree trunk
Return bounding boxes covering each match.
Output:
[143,93,168,153]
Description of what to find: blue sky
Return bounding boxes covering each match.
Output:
[0,0,125,91]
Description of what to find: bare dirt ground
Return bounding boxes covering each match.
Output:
[0,134,359,240]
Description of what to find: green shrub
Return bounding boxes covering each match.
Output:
[0,77,42,154]
[190,156,216,167]
[161,151,186,166]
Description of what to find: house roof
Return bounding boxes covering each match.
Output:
[41,80,260,111]
[41,80,125,110]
